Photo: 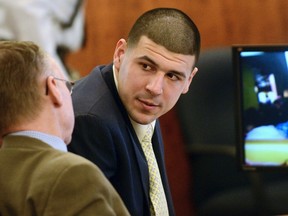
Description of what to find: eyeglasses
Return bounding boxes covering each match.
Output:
[45,77,75,95]
[54,77,75,94]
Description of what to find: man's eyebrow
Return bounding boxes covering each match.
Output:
[171,70,187,79]
[137,55,187,78]
[138,55,158,67]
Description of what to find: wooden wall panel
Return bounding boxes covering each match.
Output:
[67,0,288,76]
[66,1,288,215]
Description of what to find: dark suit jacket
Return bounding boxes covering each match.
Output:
[68,64,175,216]
[0,135,129,216]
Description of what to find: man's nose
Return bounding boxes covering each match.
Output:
[146,73,164,96]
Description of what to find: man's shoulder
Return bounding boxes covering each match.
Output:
[73,64,111,92]
[40,150,105,178]
[72,64,116,115]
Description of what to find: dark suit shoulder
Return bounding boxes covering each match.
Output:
[72,64,119,117]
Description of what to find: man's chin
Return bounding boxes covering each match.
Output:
[130,113,156,125]
[65,136,72,145]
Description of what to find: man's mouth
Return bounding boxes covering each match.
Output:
[138,98,159,109]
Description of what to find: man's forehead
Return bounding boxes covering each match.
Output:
[132,38,195,70]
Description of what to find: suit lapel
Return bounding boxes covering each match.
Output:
[127,126,150,201]
[101,64,151,203]
[152,122,173,207]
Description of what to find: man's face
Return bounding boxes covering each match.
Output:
[114,36,197,125]
[49,58,75,144]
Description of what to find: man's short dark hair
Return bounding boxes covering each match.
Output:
[127,8,201,62]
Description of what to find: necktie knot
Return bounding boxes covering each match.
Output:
[142,124,153,144]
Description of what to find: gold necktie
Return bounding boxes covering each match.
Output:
[141,124,169,216]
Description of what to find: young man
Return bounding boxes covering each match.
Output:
[69,8,201,216]
[0,41,129,216]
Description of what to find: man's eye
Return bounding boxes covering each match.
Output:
[167,73,179,81]
[142,64,152,71]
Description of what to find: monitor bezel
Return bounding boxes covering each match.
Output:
[233,44,288,171]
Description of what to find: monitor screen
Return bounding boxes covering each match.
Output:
[233,44,288,170]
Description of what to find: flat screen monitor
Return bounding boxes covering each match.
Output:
[233,44,288,170]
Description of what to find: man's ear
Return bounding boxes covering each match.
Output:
[46,76,63,107]
[182,67,198,94]
[113,39,127,70]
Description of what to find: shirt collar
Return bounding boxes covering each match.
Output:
[7,131,67,152]
[130,119,156,142]
[113,65,119,89]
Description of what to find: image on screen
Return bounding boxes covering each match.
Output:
[233,45,288,170]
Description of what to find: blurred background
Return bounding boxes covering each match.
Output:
[66,1,288,215]
[2,0,288,215]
